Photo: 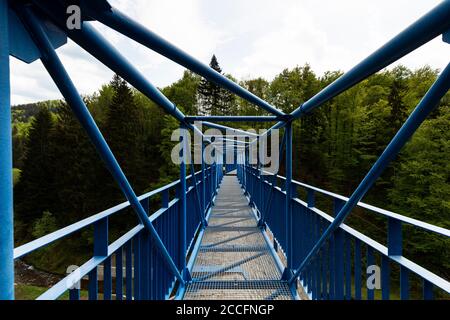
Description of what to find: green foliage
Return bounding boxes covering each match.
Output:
[198,55,236,115]
[163,70,200,115]
[13,168,21,186]
[388,107,450,277]
[12,62,448,281]
[32,211,58,238]
[14,107,55,241]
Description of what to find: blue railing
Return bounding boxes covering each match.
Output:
[238,166,450,300]
[13,165,223,300]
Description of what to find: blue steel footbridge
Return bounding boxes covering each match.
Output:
[0,0,450,300]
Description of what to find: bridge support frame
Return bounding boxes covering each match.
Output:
[0,0,14,301]
[16,5,185,285]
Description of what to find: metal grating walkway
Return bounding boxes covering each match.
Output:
[184,175,294,300]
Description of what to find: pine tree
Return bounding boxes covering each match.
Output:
[388,66,410,136]
[14,107,55,240]
[197,55,235,115]
[103,74,146,196]
[50,102,103,225]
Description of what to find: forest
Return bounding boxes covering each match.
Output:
[12,55,449,285]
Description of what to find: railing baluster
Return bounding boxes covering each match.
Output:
[116,248,123,300]
[423,280,434,300]
[125,241,132,300]
[156,220,163,300]
[400,266,409,300]
[381,255,390,300]
[141,232,149,299]
[334,229,345,300]
[88,268,98,300]
[104,257,112,300]
[69,287,80,301]
[366,246,375,300]
[321,240,328,299]
[345,234,352,300]
[315,213,321,299]
[329,235,335,299]
[92,217,108,300]
[354,239,362,300]
[133,234,141,300]
[149,243,154,300]
[333,199,345,299]
[94,217,108,257]
[388,218,402,256]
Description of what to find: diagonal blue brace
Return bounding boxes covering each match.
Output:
[82,1,285,117]
[30,0,207,139]
[16,4,185,285]
[289,62,450,284]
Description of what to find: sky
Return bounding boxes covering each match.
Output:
[9,0,450,105]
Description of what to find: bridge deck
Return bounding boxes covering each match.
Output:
[183,175,294,300]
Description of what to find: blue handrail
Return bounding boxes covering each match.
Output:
[14,166,221,300]
[239,166,450,299]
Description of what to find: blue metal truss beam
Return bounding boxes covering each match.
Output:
[291,1,450,118]
[16,4,184,285]
[30,0,207,140]
[81,2,284,117]
[254,0,450,145]
[185,116,279,122]
[202,121,259,137]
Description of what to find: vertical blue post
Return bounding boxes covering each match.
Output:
[103,257,112,300]
[367,246,375,300]
[125,241,132,300]
[259,137,265,218]
[354,239,362,300]
[116,248,123,300]
[201,137,206,223]
[333,199,345,299]
[0,0,14,300]
[388,218,402,256]
[400,266,409,300]
[179,124,188,281]
[283,122,293,278]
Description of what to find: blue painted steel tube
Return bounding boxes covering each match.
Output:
[180,125,188,280]
[291,1,450,118]
[203,121,259,137]
[0,0,14,300]
[89,5,284,117]
[29,1,206,139]
[254,1,450,143]
[290,62,450,283]
[185,116,279,122]
[18,6,184,285]
[201,138,206,221]
[285,122,293,272]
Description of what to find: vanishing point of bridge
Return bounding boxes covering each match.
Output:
[1,1,450,300]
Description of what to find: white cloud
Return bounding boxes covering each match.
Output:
[9,0,449,105]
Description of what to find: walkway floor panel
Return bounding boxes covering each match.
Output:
[184,175,293,300]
